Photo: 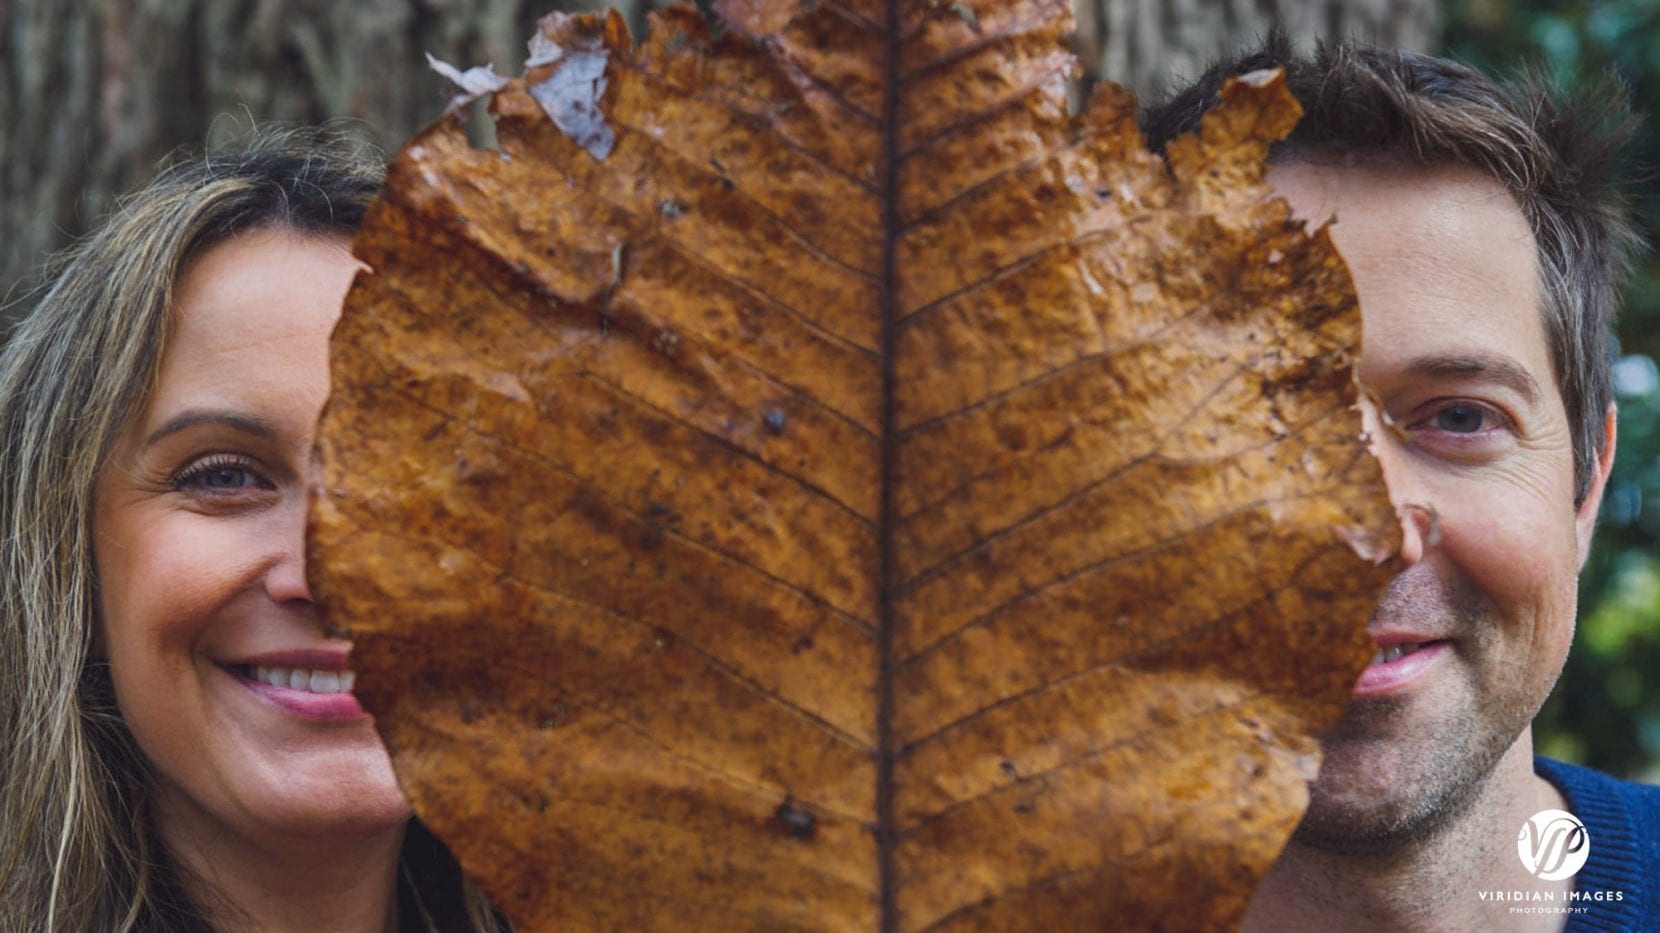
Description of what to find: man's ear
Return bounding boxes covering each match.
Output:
[1576,403,1618,570]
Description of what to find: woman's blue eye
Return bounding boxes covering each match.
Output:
[201,467,250,489]
[1435,405,1486,433]
[174,457,267,495]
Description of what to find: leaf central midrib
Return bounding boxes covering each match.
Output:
[873,0,903,929]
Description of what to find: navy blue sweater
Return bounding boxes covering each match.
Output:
[1536,757,1660,931]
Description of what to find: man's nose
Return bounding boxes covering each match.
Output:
[1371,444,1436,569]
[1361,397,1433,569]
[1394,501,1435,568]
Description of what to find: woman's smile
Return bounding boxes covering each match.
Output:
[222,648,369,720]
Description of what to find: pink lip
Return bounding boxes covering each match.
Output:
[230,648,352,670]
[1367,627,1448,647]
[221,660,368,721]
[1352,640,1452,696]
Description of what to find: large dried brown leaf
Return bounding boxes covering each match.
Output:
[311,1,1397,928]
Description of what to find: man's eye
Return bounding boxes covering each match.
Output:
[1433,404,1488,434]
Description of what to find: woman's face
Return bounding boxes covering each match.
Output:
[93,227,409,843]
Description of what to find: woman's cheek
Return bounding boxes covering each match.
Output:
[103,510,264,659]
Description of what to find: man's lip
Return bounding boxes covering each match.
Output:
[1368,630,1451,647]
[1353,639,1453,696]
[222,648,353,671]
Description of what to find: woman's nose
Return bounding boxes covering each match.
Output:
[262,493,316,605]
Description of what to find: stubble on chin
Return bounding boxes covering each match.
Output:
[1287,570,1531,856]
[1291,697,1509,855]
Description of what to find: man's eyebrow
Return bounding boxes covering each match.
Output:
[143,409,277,446]
[1402,353,1544,407]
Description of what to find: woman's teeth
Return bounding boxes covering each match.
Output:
[1369,642,1423,666]
[252,666,356,693]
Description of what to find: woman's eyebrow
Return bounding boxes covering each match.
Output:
[1402,352,1544,407]
[144,409,277,447]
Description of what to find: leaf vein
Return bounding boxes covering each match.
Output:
[898,540,1345,752]
[404,701,871,827]
[351,363,878,642]
[357,518,878,756]
[896,688,1263,835]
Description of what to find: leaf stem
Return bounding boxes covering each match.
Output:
[875,0,904,929]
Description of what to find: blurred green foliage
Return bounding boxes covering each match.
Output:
[1445,0,1660,781]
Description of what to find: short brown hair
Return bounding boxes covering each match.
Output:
[1142,36,1642,503]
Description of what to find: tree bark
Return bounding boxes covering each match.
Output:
[0,0,649,319]
[1074,0,1438,100]
[2,0,1431,324]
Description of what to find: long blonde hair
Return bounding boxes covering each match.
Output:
[0,127,503,932]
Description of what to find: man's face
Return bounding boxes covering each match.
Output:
[1270,162,1610,851]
